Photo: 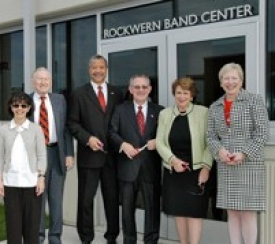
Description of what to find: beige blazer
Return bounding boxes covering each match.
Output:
[156,103,213,170]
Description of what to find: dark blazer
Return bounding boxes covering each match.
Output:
[109,101,163,183]
[30,93,74,174]
[67,83,122,168]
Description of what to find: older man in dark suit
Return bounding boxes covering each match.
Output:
[67,55,122,244]
[30,67,74,244]
[109,74,163,244]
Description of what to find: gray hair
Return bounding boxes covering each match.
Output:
[129,74,151,86]
[218,63,244,82]
[32,67,52,81]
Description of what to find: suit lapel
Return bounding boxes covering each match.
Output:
[144,103,155,136]
[125,102,142,136]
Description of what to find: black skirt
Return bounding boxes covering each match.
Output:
[162,168,209,218]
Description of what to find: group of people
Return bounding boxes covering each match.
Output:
[0,54,269,244]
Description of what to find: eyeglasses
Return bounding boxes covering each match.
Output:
[11,104,29,109]
[186,184,205,196]
[133,85,149,90]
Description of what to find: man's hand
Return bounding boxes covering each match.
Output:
[121,142,139,159]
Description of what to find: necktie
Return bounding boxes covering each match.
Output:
[39,96,49,144]
[97,86,106,111]
[136,105,145,135]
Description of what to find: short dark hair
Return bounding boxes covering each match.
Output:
[88,55,108,68]
[8,91,34,117]
[171,77,197,98]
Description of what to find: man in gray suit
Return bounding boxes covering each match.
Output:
[30,67,74,244]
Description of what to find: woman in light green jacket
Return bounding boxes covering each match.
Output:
[156,77,212,244]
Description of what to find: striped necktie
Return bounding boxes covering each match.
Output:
[39,96,49,144]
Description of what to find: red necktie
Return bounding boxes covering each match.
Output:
[136,105,145,135]
[39,96,49,144]
[97,86,106,111]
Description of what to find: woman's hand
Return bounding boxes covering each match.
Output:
[36,177,45,196]
[198,167,210,185]
[226,152,246,166]
[218,147,233,163]
[171,157,190,173]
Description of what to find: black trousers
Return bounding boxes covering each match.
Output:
[4,186,42,244]
[120,175,160,244]
[77,163,120,242]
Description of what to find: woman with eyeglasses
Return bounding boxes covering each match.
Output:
[207,63,269,244]
[0,91,47,244]
[156,77,213,244]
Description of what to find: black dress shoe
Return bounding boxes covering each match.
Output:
[106,241,117,244]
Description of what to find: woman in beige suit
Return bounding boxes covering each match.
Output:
[156,77,212,244]
[207,63,269,244]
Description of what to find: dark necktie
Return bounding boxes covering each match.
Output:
[39,96,49,144]
[136,105,145,135]
[97,86,106,111]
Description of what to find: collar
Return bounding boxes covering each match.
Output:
[33,92,49,101]
[10,119,30,130]
[173,102,194,116]
[133,101,148,110]
[215,89,249,106]
[90,81,107,90]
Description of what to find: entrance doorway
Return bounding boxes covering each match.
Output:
[101,21,258,243]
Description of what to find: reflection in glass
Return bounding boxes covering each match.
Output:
[36,26,47,68]
[108,48,158,103]
[267,0,275,120]
[0,31,24,120]
[52,17,97,100]
[177,37,245,107]
[52,22,67,95]
[71,17,97,89]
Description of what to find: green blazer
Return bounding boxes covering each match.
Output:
[156,103,213,171]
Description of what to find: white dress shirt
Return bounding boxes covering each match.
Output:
[91,81,108,104]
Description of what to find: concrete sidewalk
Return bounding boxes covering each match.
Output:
[0,225,178,244]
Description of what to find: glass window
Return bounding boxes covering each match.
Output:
[71,16,97,89]
[177,37,245,107]
[36,26,47,68]
[267,0,275,120]
[52,22,67,95]
[52,16,97,99]
[0,31,24,120]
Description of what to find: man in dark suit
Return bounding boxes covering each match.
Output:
[30,67,74,244]
[109,74,163,244]
[67,55,122,244]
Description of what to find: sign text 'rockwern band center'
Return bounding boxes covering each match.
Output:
[103,4,254,39]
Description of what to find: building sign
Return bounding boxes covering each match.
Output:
[103,4,253,39]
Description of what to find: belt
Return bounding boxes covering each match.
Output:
[47,142,58,147]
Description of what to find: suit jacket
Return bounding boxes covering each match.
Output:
[67,83,122,168]
[30,93,74,174]
[207,89,269,164]
[109,101,163,182]
[156,103,213,171]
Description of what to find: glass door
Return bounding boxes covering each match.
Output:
[100,21,258,243]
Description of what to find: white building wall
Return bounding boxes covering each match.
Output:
[0,0,130,28]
